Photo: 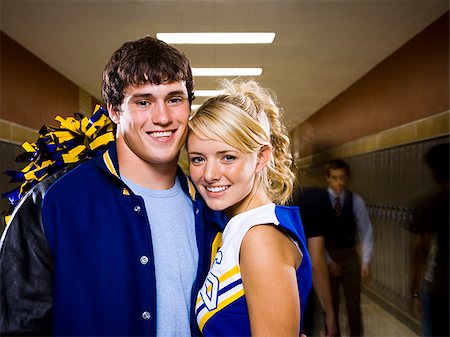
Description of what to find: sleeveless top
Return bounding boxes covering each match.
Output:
[195,203,312,336]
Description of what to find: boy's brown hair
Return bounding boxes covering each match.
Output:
[324,158,351,177]
[102,36,194,111]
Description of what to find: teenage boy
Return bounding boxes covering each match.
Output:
[323,159,373,337]
[0,36,222,336]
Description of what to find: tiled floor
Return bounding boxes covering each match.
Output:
[349,294,418,337]
[308,293,419,337]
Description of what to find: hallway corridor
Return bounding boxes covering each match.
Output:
[338,293,419,337]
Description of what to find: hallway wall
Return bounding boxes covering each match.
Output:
[0,32,102,143]
[290,12,449,159]
[0,31,102,217]
[1,32,79,130]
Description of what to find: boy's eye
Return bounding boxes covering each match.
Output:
[168,97,183,104]
[137,101,150,107]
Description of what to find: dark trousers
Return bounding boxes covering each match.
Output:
[302,291,320,336]
[328,246,363,337]
[422,281,450,337]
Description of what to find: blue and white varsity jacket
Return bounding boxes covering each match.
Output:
[0,142,224,336]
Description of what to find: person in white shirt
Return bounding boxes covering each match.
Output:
[323,159,374,337]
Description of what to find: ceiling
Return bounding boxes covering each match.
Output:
[1,0,448,130]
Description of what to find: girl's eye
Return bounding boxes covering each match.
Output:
[189,156,205,164]
[223,155,236,162]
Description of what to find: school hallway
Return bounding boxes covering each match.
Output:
[0,2,448,337]
[308,290,420,337]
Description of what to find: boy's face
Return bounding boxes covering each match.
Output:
[326,168,348,195]
[109,81,190,168]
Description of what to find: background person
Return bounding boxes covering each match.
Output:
[408,142,449,337]
[322,159,374,337]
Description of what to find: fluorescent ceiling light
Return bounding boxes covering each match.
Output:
[157,32,275,44]
[194,90,224,97]
[192,68,263,76]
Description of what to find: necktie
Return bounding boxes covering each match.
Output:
[335,196,342,216]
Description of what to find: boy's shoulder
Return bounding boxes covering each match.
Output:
[44,158,102,197]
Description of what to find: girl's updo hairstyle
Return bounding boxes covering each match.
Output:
[188,79,295,204]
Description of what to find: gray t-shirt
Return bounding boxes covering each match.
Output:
[122,175,198,336]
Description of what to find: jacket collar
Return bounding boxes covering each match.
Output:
[96,142,197,201]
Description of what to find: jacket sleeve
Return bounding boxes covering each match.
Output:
[0,182,54,336]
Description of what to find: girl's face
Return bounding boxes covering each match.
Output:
[187,132,261,217]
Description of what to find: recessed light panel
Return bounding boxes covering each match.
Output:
[157,32,275,44]
[192,68,263,76]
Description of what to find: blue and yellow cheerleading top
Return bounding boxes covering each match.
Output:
[195,203,312,336]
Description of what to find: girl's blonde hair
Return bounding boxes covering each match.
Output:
[188,79,295,204]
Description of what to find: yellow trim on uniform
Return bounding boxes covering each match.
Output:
[210,232,222,267]
[220,265,240,282]
[186,176,196,201]
[196,264,240,305]
[199,288,245,331]
[122,188,130,196]
[103,151,119,178]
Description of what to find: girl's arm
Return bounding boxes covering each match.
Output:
[240,224,302,337]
